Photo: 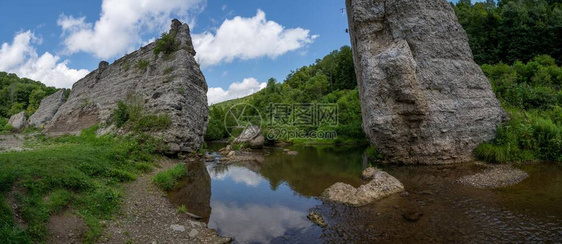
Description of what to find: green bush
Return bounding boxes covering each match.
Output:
[136,60,149,72]
[153,32,178,56]
[0,117,7,130]
[475,110,562,163]
[113,101,129,128]
[131,114,171,132]
[477,55,562,163]
[152,164,187,190]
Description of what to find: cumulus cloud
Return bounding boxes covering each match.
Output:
[0,31,89,88]
[207,77,266,105]
[58,0,206,59]
[193,10,318,67]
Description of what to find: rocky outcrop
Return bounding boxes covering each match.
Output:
[44,20,208,153]
[8,112,26,131]
[322,168,404,206]
[346,0,507,164]
[232,125,264,149]
[28,89,66,128]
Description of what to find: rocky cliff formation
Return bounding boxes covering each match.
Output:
[28,89,66,128]
[346,0,507,164]
[44,20,208,153]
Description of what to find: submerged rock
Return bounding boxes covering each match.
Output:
[44,19,208,154]
[457,165,528,189]
[346,0,506,164]
[323,168,404,206]
[307,210,327,228]
[232,125,264,149]
[286,150,298,156]
[28,89,66,128]
[8,112,26,131]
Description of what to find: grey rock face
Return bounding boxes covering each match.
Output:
[323,168,404,206]
[8,112,26,131]
[346,0,507,164]
[28,89,66,128]
[44,20,208,153]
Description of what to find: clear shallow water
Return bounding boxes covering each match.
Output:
[169,143,562,243]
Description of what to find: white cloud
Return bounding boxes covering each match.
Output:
[0,31,89,88]
[207,77,266,105]
[193,10,318,67]
[58,0,206,59]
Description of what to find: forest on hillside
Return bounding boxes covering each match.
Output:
[0,72,59,130]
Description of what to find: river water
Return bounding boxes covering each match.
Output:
[168,143,562,243]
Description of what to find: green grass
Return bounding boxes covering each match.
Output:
[0,126,164,243]
[152,164,187,191]
[177,204,188,214]
[475,108,562,163]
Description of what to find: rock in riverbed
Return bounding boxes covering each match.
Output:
[346,0,506,164]
[323,168,404,206]
[457,165,528,189]
[232,125,264,149]
[307,210,327,227]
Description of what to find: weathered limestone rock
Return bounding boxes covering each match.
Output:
[322,168,404,206]
[346,0,507,164]
[28,89,66,128]
[44,20,208,153]
[232,125,264,149]
[8,112,26,131]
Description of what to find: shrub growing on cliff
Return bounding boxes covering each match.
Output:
[136,59,149,72]
[131,114,171,132]
[114,101,129,128]
[153,32,178,56]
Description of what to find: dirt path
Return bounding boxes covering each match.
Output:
[98,159,231,244]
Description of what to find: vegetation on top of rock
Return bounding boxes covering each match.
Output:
[112,96,171,132]
[136,59,150,72]
[453,0,562,65]
[153,32,179,56]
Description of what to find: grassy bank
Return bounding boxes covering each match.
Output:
[152,164,187,191]
[0,126,164,243]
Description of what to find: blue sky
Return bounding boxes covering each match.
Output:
[0,0,465,104]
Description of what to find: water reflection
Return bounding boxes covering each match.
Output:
[209,202,315,243]
[208,165,264,187]
[168,162,212,222]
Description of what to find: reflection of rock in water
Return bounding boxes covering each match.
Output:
[168,161,212,223]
